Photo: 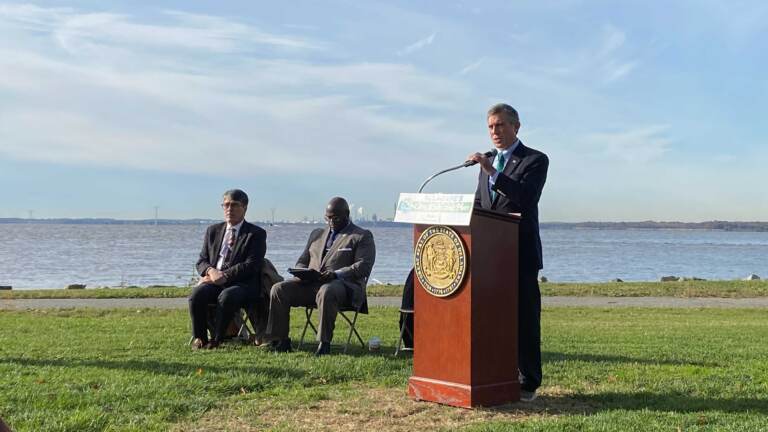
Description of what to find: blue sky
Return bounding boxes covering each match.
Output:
[1,1,766,222]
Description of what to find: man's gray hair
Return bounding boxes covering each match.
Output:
[223,189,249,206]
[487,103,520,124]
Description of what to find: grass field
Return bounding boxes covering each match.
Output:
[2,279,768,300]
[1,307,767,431]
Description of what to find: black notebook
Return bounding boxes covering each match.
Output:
[287,267,321,282]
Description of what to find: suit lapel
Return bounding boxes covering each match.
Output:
[212,223,226,264]
[314,226,331,267]
[320,224,351,267]
[504,141,526,177]
[479,170,493,208]
[491,142,527,208]
[229,222,248,260]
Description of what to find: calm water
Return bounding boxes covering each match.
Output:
[1,223,767,289]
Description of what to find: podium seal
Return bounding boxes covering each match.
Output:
[414,225,467,297]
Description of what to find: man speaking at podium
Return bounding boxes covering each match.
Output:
[466,103,549,402]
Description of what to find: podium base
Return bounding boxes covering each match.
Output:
[408,376,520,408]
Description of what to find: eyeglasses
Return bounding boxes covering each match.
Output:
[221,202,244,209]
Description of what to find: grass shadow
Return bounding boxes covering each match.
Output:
[543,351,719,367]
[3,356,307,380]
[290,342,412,359]
[481,391,767,417]
[578,391,768,415]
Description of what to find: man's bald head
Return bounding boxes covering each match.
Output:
[325,197,350,231]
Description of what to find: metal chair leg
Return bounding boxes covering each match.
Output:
[394,316,407,356]
[340,310,364,354]
[394,310,414,356]
[298,307,317,349]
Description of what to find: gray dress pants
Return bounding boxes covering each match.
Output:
[266,278,349,343]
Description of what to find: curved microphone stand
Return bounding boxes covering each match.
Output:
[417,163,467,193]
[417,149,498,193]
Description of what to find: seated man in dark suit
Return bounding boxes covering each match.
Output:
[189,189,267,349]
[266,197,375,356]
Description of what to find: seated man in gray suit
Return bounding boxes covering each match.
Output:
[267,197,375,356]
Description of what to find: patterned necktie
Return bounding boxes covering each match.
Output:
[220,228,237,264]
[491,153,506,201]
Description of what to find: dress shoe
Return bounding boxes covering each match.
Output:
[520,389,537,402]
[191,338,206,350]
[315,342,331,356]
[205,340,222,350]
[272,338,292,353]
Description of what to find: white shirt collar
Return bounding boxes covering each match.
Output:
[226,220,245,232]
[498,139,520,160]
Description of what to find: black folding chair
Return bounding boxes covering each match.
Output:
[394,307,414,356]
[298,299,367,354]
[394,269,415,356]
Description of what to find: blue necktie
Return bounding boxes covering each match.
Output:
[324,230,337,258]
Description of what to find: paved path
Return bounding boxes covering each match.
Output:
[2,296,768,310]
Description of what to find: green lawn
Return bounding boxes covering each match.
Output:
[3,279,768,299]
[1,307,767,431]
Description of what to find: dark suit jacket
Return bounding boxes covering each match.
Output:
[474,141,548,272]
[196,221,267,294]
[295,222,376,312]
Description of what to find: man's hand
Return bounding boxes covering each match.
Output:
[466,152,496,176]
[199,268,226,286]
[209,268,227,285]
[318,270,337,283]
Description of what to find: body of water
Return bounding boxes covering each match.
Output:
[1,223,766,289]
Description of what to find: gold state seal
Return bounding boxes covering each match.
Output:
[414,226,467,297]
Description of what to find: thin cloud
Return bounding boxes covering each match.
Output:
[0,5,321,54]
[497,24,638,85]
[0,5,472,179]
[458,57,484,76]
[604,60,638,82]
[595,24,639,83]
[397,31,436,56]
[587,125,672,164]
[598,24,626,58]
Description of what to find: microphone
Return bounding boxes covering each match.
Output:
[418,149,499,193]
[462,149,498,167]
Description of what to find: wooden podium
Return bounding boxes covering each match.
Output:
[408,207,520,408]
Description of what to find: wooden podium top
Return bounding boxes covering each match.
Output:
[472,207,521,224]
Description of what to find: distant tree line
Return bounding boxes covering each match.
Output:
[3,218,767,232]
[0,218,217,225]
[541,221,768,232]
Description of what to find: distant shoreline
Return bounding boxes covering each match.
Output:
[1,218,767,232]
